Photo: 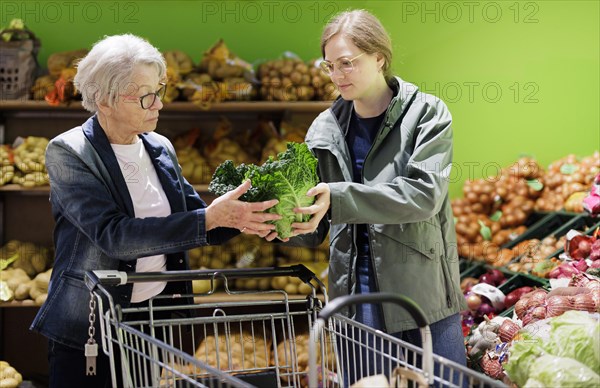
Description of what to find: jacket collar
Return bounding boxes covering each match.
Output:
[82,115,184,216]
[329,76,419,131]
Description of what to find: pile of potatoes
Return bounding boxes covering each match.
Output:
[0,361,22,388]
[1,267,52,305]
[0,145,14,186]
[0,240,53,305]
[258,58,315,102]
[454,153,599,266]
[0,137,50,187]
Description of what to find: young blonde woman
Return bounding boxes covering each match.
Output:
[271,9,468,385]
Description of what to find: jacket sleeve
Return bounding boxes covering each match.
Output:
[329,97,453,225]
[171,145,239,246]
[47,139,213,261]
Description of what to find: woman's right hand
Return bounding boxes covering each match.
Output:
[265,182,330,242]
[205,180,281,236]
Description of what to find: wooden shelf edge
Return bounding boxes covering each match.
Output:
[0,184,211,194]
[0,100,332,113]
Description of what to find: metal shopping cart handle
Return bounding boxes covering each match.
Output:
[310,292,434,388]
[318,292,429,328]
[85,264,317,290]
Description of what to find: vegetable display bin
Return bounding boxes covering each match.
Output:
[460,264,514,285]
[501,212,579,250]
[540,214,600,261]
[498,273,549,317]
[459,258,478,275]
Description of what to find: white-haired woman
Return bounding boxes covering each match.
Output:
[30,34,280,387]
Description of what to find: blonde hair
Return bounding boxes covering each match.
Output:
[74,34,166,112]
[321,10,393,81]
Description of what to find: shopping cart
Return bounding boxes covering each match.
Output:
[308,293,507,388]
[84,265,330,388]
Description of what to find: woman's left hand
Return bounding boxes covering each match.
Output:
[265,182,330,242]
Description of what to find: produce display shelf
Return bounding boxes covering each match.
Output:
[500,211,581,250]
[0,100,333,113]
[540,215,600,262]
[0,184,211,194]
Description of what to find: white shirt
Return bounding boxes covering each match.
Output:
[111,138,171,303]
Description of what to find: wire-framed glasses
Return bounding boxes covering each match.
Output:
[319,53,365,76]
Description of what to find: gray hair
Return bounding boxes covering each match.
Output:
[74,34,166,112]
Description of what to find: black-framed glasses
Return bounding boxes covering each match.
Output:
[138,82,166,109]
[319,53,365,76]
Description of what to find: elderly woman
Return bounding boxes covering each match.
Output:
[30,34,280,387]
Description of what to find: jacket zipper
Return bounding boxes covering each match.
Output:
[360,117,390,332]
[440,255,454,308]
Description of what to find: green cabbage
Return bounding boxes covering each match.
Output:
[504,334,545,387]
[208,142,319,238]
[525,355,600,387]
[506,311,600,387]
[545,310,600,372]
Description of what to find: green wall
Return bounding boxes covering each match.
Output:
[2,0,598,198]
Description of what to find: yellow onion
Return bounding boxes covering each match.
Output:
[546,295,573,317]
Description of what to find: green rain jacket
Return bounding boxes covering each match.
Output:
[297,77,467,332]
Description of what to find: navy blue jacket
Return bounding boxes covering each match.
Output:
[31,115,237,350]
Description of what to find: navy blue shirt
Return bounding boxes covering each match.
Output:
[346,109,387,256]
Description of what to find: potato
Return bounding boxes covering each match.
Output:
[13,281,32,300]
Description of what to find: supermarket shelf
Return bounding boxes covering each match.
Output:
[0,100,332,113]
[0,183,211,194]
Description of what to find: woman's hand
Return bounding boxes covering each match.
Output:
[206,180,281,237]
[265,182,330,242]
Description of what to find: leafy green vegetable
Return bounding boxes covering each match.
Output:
[208,142,319,238]
[526,355,600,387]
[504,334,545,387]
[545,310,600,372]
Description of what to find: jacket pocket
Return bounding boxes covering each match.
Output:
[373,219,445,261]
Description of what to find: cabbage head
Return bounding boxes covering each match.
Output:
[208,142,319,238]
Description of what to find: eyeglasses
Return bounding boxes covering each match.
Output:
[122,82,167,109]
[139,82,166,109]
[319,53,365,76]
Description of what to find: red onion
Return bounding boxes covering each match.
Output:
[478,303,496,317]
